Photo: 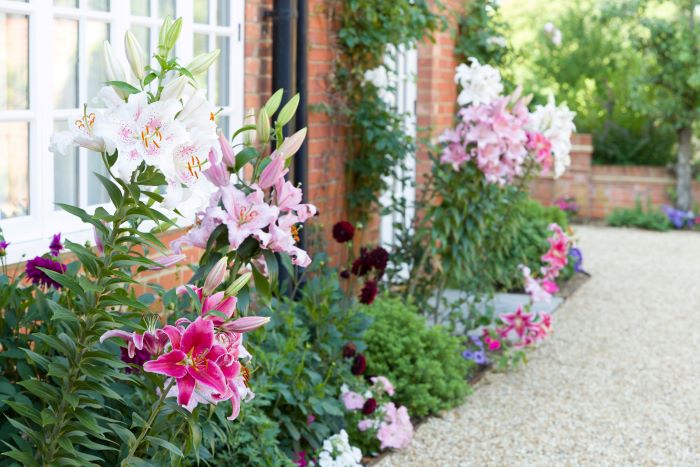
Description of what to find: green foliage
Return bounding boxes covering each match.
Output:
[455,0,512,73]
[507,0,676,166]
[244,255,371,456]
[363,297,472,418]
[606,199,672,231]
[334,0,443,222]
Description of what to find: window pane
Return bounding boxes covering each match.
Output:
[53,121,79,209]
[131,25,151,62]
[54,0,78,6]
[214,36,230,106]
[194,0,209,23]
[218,116,230,141]
[159,0,176,18]
[86,21,110,103]
[215,0,230,26]
[131,0,150,16]
[88,0,110,11]
[53,19,78,109]
[0,122,29,219]
[0,13,29,110]
[87,152,109,206]
[193,33,209,56]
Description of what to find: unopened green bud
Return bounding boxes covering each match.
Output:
[256,108,271,143]
[226,272,252,297]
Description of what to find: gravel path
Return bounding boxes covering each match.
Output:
[378,226,700,466]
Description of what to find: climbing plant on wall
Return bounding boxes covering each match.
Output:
[455,0,512,75]
[332,0,444,224]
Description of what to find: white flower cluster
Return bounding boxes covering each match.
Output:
[543,22,562,46]
[486,35,507,48]
[315,430,363,467]
[528,96,576,178]
[363,65,390,101]
[454,57,503,107]
[49,32,222,216]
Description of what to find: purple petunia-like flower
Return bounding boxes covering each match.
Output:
[662,205,695,229]
[569,247,584,273]
[49,233,63,257]
[0,240,9,257]
[25,256,67,289]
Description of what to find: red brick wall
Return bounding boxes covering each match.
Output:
[530,134,697,218]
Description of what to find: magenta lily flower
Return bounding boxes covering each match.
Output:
[177,284,237,325]
[258,154,288,190]
[498,307,537,340]
[100,327,170,358]
[222,316,270,333]
[144,317,228,406]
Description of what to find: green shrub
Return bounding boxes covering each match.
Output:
[364,297,472,418]
[606,199,671,231]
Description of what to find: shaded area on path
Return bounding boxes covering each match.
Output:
[379,226,700,466]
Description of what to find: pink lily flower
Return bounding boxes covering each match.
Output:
[221,185,279,249]
[203,256,228,295]
[148,254,186,270]
[222,316,270,333]
[177,284,237,326]
[498,307,538,340]
[204,148,231,187]
[258,154,289,190]
[100,327,170,358]
[218,130,236,168]
[144,317,228,406]
[274,179,318,222]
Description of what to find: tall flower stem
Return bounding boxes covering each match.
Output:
[121,379,175,465]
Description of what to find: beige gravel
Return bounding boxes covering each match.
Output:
[378,226,700,466]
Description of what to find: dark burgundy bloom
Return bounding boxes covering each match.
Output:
[0,240,8,257]
[351,353,367,375]
[49,233,63,257]
[367,247,389,272]
[340,269,350,279]
[359,280,378,305]
[25,256,67,289]
[342,342,357,359]
[332,220,355,243]
[120,346,151,374]
[362,398,378,415]
[351,248,371,276]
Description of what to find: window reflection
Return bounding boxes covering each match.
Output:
[0,122,29,219]
[0,13,29,110]
[53,19,78,109]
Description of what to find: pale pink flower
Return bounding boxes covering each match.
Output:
[342,390,366,411]
[258,154,289,190]
[377,403,413,450]
[520,264,552,304]
[370,376,395,396]
[220,185,279,249]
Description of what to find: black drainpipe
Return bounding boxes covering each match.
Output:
[294,0,308,252]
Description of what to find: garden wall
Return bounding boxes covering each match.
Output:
[530,134,700,218]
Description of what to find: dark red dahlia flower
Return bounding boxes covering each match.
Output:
[332,220,355,243]
[362,397,378,415]
[367,246,389,272]
[25,256,67,289]
[359,280,378,305]
[342,342,357,359]
[351,353,367,375]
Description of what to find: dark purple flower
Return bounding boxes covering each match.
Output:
[569,247,584,273]
[351,353,367,375]
[25,256,67,289]
[332,220,355,243]
[342,342,357,359]
[359,280,378,305]
[120,346,151,374]
[351,249,371,277]
[49,233,63,257]
[662,205,695,229]
[0,240,8,257]
[340,269,350,279]
[362,398,378,415]
[367,246,389,272]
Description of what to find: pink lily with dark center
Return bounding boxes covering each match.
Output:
[143,317,228,406]
[100,327,170,358]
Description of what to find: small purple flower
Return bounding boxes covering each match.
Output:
[49,233,63,257]
[569,247,584,273]
[473,350,489,365]
[470,335,484,348]
[662,205,695,229]
[0,240,9,257]
[25,256,67,289]
[462,349,474,360]
[120,346,151,374]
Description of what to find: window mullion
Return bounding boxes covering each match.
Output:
[77,15,88,208]
[177,0,193,62]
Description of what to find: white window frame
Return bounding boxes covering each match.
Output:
[0,0,245,265]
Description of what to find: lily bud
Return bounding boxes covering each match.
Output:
[256,107,271,144]
[149,254,186,270]
[186,49,220,76]
[164,18,182,51]
[161,75,189,101]
[103,41,128,98]
[258,155,288,189]
[158,17,173,49]
[276,93,300,127]
[277,127,307,159]
[203,257,228,295]
[243,109,257,146]
[124,31,146,81]
[226,271,252,297]
[218,131,235,168]
[223,316,270,333]
[204,149,230,187]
